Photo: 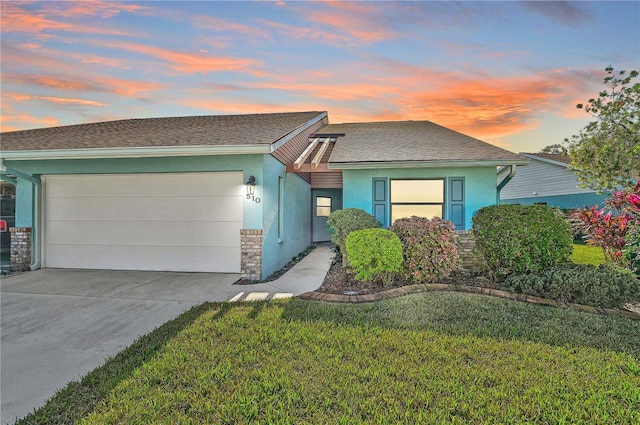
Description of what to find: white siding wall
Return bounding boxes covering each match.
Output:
[500,159,596,200]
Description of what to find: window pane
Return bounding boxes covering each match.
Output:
[317,206,331,217]
[317,197,332,207]
[391,204,442,223]
[391,180,443,203]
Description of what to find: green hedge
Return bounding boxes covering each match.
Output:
[472,204,573,280]
[503,263,640,309]
[327,208,381,263]
[345,228,403,285]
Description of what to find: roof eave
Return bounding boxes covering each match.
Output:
[270,111,328,152]
[0,144,271,161]
[329,159,530,169]
[519,153,569,168]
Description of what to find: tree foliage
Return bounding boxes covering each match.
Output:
[539,143,568,155]
[566,66,639,192]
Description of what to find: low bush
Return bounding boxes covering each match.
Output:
[327,208,381,263]
[472,204,573,280]
[345,228,403,285]
[624,223,640,275]
[390,216,459,283]
[503,263,640,309]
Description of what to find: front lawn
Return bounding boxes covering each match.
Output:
[571,242,607,266]
[19,292,639,424]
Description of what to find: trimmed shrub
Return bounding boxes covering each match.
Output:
[345,228,403,285]
[503,263,640,309]
[327,208,381,263]
[472,204,573,280]
[390,216,460,283]
[623,223,640,275]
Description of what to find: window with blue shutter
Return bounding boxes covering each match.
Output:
[449,177,465,229]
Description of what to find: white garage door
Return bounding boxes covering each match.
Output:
[43,172,243,272]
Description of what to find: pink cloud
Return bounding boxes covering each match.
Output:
[303,1,397,44]
[39,97,109,107]
[0,2,138,36]
[54,1,147,19]
[0,109,60,132]
[5,74,163,98]
[97,41,264,76]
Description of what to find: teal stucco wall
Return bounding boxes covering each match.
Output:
[5,154,265,229]
[260,155,311,279]
[500,192,607,210]
[6,154,311,279]
[342,167,498,230]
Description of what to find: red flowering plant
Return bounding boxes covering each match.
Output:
[572,181,640,271]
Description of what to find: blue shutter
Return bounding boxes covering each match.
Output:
[449,178,465,229]
[372,178,387,226]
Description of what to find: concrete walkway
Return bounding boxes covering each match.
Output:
[1,245,333,424]
[224,244,334,302]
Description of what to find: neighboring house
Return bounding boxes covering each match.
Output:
[0,112,526,279]
[499,153,607,209]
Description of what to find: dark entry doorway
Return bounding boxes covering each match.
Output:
[312,189,342,242]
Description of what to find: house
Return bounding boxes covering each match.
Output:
[0,112,526,279]
[498,153,607,209]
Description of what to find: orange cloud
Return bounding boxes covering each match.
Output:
[205,64,593,142]
[54,1,147,18]
[5,74,163,98]
[0,110,60,132]
[40,97,109,107]
[97,41,264,76]
[304,1,398,44]
[0,2,138,36]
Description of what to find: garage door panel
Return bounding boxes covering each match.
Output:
[46,173,244,198]
[46,221,242,247]
[44,173,244,273]
[46,196,243,222]
[45,245,240,272]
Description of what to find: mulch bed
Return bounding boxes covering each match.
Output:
[317,252,499,295]
[234,245,316,285]
[311,253,639,320]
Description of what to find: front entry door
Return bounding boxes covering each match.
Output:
[312,189,342,243]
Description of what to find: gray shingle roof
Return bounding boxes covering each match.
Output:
[1,112,325,151]
[521,153,571,165]
[325,120,525,165]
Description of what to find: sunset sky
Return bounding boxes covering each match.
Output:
[1,1,638,153]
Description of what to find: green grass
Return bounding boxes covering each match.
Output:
[18,292,639,425]
[571,243,607,266]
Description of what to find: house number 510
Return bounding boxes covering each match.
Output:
[246,194,261,203]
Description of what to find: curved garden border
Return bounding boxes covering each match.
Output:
[299,283,640,320]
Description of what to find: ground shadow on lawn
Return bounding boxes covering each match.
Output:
[279,292,640,357]
[15,295,640,424]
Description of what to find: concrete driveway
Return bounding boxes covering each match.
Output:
[0,269,240,424]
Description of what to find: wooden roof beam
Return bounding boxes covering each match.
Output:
[293,138,319,170]
[311,138,331,169]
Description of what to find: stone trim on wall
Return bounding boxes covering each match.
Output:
[455,230,482,273]
[240,229,263,280]
[10,227,31,272]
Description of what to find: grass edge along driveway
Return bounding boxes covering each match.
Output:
[17,292,640,425]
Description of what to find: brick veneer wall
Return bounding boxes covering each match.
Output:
[10,227,31,272]
[240,229,263,280]
[456,230,482,273]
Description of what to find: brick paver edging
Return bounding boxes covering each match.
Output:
[299,284,640,320]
